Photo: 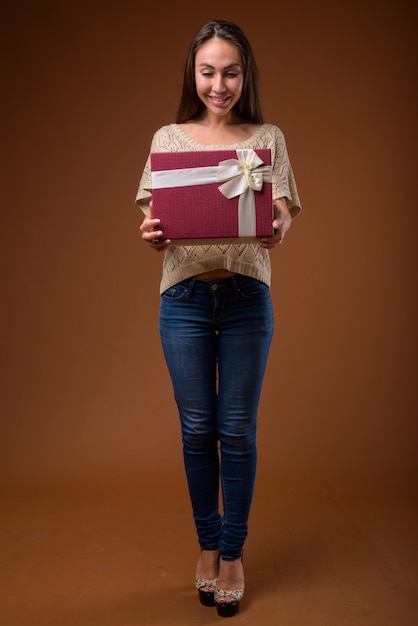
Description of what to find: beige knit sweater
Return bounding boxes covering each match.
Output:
[136,123,301,294]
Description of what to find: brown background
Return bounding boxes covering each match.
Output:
[1,0,417,498]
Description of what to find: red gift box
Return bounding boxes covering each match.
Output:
[150,148,273,244]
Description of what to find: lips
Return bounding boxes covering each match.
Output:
[208,95,231,105]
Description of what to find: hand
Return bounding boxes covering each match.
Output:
[261,197,292,249]
[139,201,171,251]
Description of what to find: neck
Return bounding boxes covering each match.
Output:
[195,110,242,127]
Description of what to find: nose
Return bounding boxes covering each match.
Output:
[213,74,226,93]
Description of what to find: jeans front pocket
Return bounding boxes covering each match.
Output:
[234,276,270,300]
[161,279,195,302]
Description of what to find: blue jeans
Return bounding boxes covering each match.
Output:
[159,274,274,560]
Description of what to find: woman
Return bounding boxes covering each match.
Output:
[136,19,301,618]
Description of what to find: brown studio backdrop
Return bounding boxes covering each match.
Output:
[1,0,417,493]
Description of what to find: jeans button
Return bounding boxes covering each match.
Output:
[212,283,218,291]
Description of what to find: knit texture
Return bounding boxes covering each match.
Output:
[136,123,301,293]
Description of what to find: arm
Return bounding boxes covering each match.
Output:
[261,197,292,249]
[139,200,172,251]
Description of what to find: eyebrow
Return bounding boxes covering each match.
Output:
[198,63,241,69]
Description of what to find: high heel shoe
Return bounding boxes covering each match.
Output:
[195,578,218,607]
[215,555,244,618]
[195,548,220,607]
[214,586,244,617]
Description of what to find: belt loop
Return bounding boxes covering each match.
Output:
[230,274,239,297]
[188,277,196,296]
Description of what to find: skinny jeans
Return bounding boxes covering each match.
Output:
[159,274,274,560]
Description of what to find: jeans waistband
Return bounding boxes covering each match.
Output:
[189,273,262,297]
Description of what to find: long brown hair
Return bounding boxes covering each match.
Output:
[176,20,264,125]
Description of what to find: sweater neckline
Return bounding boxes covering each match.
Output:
[173,123,268,149]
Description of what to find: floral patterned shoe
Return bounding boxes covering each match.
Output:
[195,578,218,607]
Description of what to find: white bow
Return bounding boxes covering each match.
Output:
[216,149,272,236]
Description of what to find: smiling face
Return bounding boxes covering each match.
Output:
[194,37,244,120]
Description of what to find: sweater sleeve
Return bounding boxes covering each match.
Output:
[271,126,301,219]
[135,127,170,214]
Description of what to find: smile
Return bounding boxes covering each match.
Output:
[208,95,231,105]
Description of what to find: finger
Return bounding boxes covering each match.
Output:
[273,218,284,230]
[140,217,161,233]
[147,229,163,244]
[148,235,171,248]
[262,232,283,248]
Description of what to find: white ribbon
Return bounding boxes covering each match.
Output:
[151,149,271,237]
